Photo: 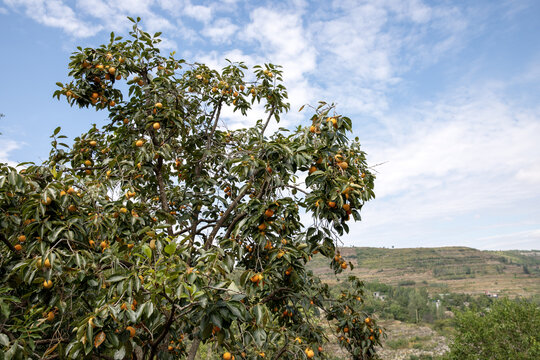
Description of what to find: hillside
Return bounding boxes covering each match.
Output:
[310,247,540,297]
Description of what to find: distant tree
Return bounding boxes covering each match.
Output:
[445,298,540,360]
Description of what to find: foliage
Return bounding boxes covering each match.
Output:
[445,298,540,360]
[0,19,380,360]
[361,282,439,324]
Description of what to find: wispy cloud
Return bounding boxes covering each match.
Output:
[5,0,101,37]
[477,229,540,250]
[0,138,20,167]
[2,0,538,250]
[202,18,238,44]
[341,80,540,250]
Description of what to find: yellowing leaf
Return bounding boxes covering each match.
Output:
[94,331,106,348]
[43,342,60,357]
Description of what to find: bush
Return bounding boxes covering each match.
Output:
[445,298,540,359]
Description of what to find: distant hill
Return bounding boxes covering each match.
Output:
[309,247,540,297]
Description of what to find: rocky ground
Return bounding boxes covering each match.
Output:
[377,320,449,360]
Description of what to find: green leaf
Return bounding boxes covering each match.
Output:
[253,328,266,347]
[107,275,128,283]
[164,243,176,255]
[0,333,9,346]
[142,245,152,259]
[144,302,154,318]
[114,347,126,360]
[254,304,263,325]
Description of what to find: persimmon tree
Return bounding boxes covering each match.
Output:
[0,19,381,360]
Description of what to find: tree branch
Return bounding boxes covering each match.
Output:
[285,184,309,195]
[223,212,247,240]
[153,156,173,236]
[261,287,292,304]
[0,233,18,253]
[260,106,276,138]
[174,223,215,237]
[149,300,176,359]
[203,183,251,250]
[187,337,201,360]
[273,341,290,360]
[204,100,223,154]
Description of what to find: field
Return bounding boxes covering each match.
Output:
[310,247,540,298]
[304,246,540,359]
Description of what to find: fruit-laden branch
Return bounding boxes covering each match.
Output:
[203,183,252,250]
[0,233,18,253]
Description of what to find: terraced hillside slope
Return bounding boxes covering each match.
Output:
[310,247,540,297]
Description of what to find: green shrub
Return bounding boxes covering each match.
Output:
[445,298,540,359]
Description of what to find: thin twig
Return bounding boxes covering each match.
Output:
[260,106,276,138]
[285,184,309,195]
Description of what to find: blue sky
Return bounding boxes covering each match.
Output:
[1,0,539,250]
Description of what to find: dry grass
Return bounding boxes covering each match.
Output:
[310,247,540,298]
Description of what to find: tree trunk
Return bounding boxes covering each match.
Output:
[187,338,201,360]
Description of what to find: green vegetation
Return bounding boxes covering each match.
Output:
[0,20,380,360]
[351,247,540,277]
[445,298,540,359]
[309,246,540,298]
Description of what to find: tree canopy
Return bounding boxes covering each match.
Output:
[445,298,540,360]
[0,18,380,360]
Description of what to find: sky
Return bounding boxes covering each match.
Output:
[1,0,539,250]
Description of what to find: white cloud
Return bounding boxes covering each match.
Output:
[113,0,153,14]
[5,0,101,37]
[183,2,212,23]
[243,7,316,81]
[477,229,540,250]
[515,165,540,184]
[338,81,540,250]
[237,6,317,128]
[202,18,238,43]
[307,0,471,117]
[0,138,20,167]
[5,0,179,39]
[0,6,9,14]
